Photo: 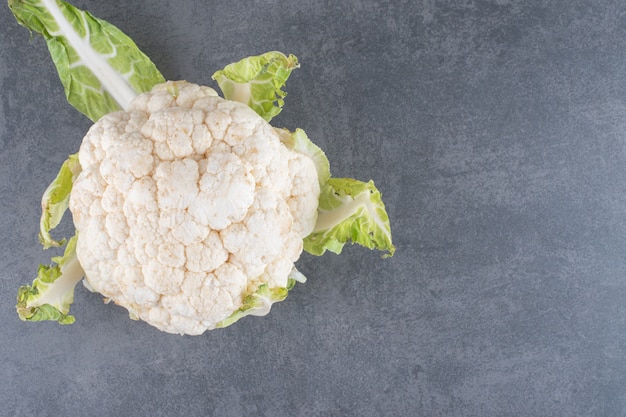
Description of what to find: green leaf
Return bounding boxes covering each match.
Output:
[304,178,395,257]
[16,233,84,324]
[9,0,165,121]
[275,127,330,186]
[216,268,306,328]
[39,152,81,249]
[212,51,299,122]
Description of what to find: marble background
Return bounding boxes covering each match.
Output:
[1,0,626,415]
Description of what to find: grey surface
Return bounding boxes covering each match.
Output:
[2,0,626,416]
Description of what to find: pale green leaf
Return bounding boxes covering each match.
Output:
[212,51,299,122]
[304,178,395,257]
[216,267,306,328]
[275,127,330,186]
[16,234,84,324]
[9,0,165,121]
[39,152,81,249]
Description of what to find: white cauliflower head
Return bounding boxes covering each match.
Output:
[69,81,320,335]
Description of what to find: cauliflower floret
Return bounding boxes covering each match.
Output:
[69,81,320,335]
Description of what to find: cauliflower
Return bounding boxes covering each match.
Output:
[68,81,319,334]
[12,0,394,335]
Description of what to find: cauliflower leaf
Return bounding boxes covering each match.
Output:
[16,234,84,324]
[278,128,394,257]
[304,178,395,257]
[212,51,299,122]
[217,268,306,328]
[9,0,164,122]
[276,127,331,186]
[38,153,81,249]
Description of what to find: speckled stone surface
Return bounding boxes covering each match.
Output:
[2,1,626,416]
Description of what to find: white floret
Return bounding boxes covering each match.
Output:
[69,81,320,335]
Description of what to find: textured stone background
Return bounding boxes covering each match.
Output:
[2,1,626,416]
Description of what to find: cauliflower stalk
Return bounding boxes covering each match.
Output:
[11,0,394,335]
